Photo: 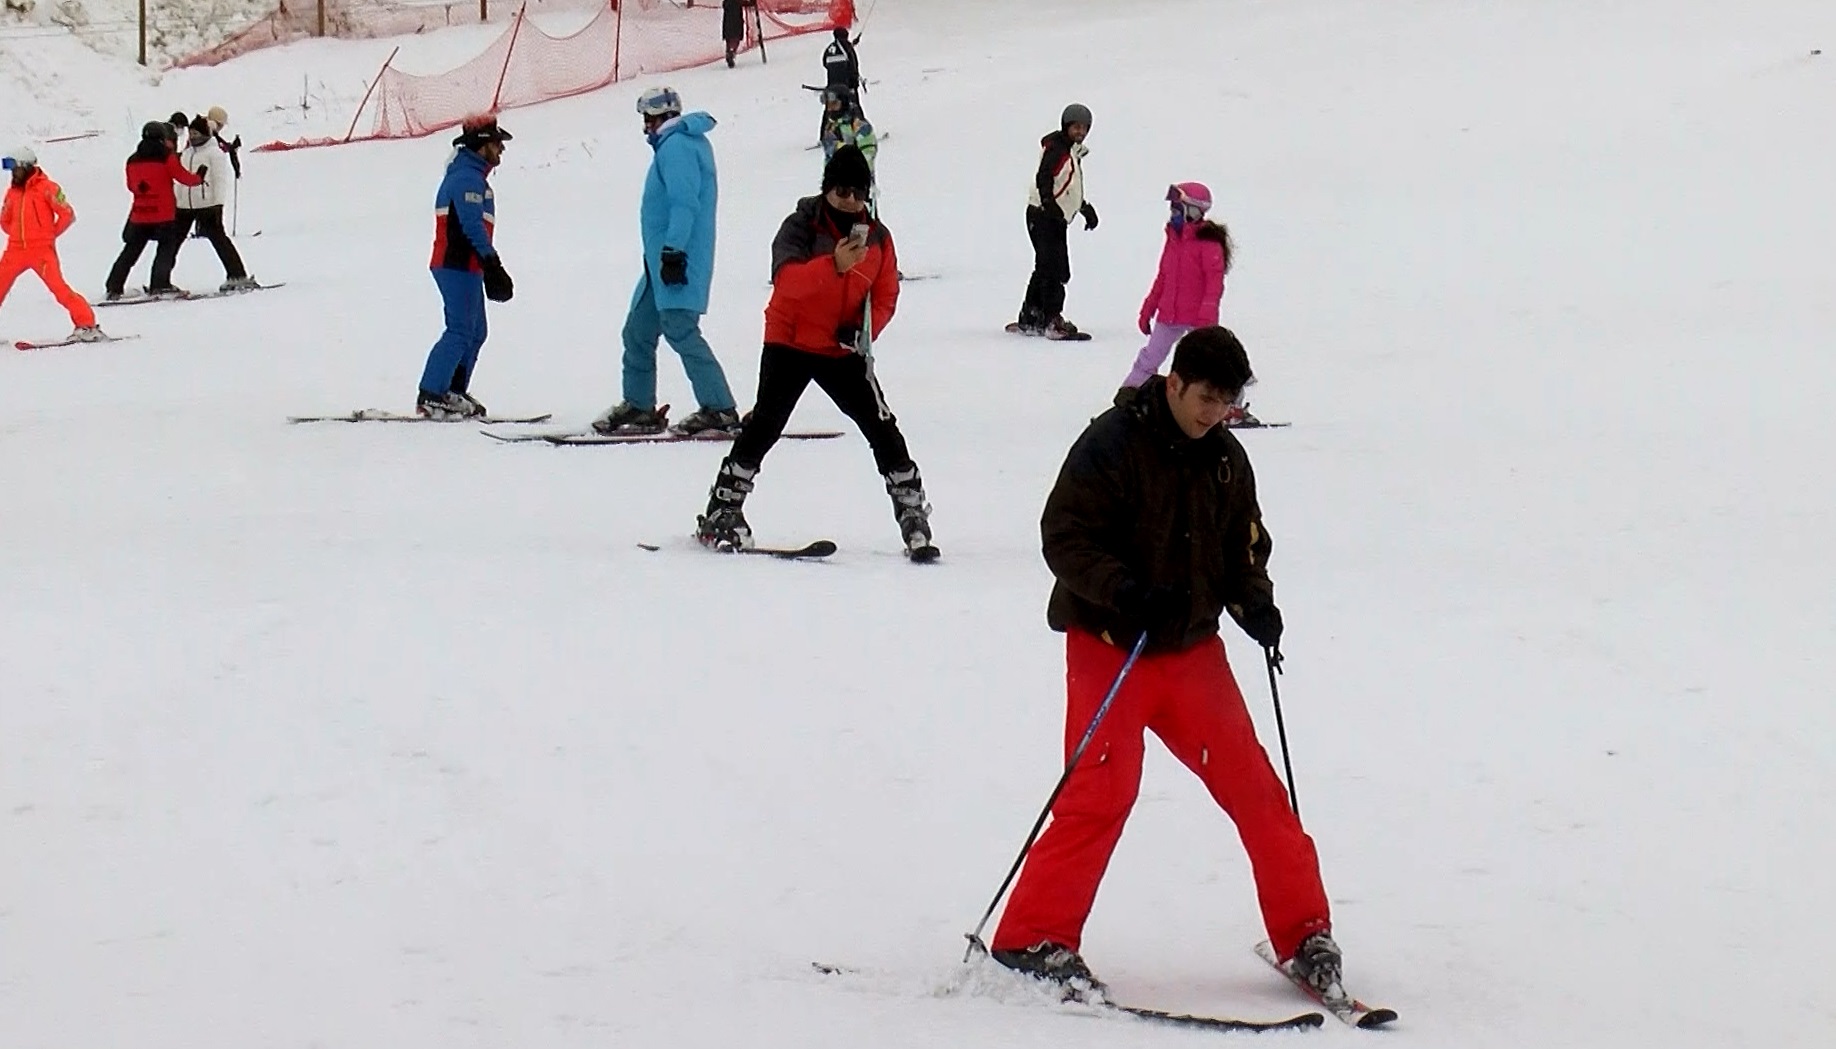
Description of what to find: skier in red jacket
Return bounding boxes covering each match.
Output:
[103,121,204,300]
[1,147,105,342]
[693,145,939,562]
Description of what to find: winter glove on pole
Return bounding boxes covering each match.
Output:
[1079,201,1099,230]
[835,323,862,353]
[964,629,1149,962]
[659,247,689,286]
[1115,579,1186,647]
[1239,603,1284,659]
[482,256,514,302]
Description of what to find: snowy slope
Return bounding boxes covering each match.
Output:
[4,1,1836,1047]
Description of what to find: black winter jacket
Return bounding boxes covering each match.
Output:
[1042,377,1276,652]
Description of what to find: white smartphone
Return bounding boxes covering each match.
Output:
[849,222,871,246]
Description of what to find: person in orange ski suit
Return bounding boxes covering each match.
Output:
[0,147,103,340]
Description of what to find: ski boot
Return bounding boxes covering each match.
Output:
[884,462,940,562]
[416,389,485,421]
[219,276,260,293]
[70,325,108,343]
[1288,931,1344,998]
[1042,316,1085,341]
[696,458,757,551]
[592,401,668,436]
[144,284,188,300]
[990,942,1108,1000]
[669,406,741,438]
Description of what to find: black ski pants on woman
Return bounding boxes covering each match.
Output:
[105,219,184,296]
[1020,204,1071,326]
[173,206,247,281]
[729,343,913,473]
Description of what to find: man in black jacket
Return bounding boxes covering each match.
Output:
[989,327,1345,1000]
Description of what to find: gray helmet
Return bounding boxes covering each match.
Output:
[1060,103,1092,129]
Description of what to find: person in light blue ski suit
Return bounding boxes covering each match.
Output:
[417,115,515,419]
[593,87,739,436]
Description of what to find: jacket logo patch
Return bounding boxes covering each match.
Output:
[463,192,485,203]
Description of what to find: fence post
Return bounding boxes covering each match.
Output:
[138,0,146,65]
[489,6,529,112]
[612,0,623,82]
[343,46,401,142]
[317,0,326,38]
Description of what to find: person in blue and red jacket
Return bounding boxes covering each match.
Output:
[694,145,939,562]
[103,121,204,300]
[417,114,514,420]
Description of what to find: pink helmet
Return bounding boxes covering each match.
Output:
[1167,181,1213,213]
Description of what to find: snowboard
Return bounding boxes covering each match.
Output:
[288,410,553,424]
[95,282,284,308]
[483,429,843,446]
[14,333,141,351]
[639,540,837,561]
[1254,940,1397,1028]
[1005,321,1092,342]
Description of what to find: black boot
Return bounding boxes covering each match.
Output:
[697,458,757,551]
[991,941,1107,999]
[883,462,939,562]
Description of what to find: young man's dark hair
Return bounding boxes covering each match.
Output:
[1169,324,1253,392]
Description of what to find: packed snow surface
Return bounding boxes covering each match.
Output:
[3,1,1834,1046]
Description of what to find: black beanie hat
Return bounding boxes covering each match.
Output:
[821,144,873,192]
[188,115,211,136]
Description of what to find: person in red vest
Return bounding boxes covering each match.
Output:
[103,121,204,300]
[0,146,105,342]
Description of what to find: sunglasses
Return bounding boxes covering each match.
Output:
[830,186,870,201]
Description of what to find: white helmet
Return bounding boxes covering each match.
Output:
[2,146,37,169]
[636,86,682,118]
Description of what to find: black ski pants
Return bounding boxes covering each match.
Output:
[105,219,184,295]
[1020,204,1071,326]
[730,343,913,475]
[174,206,247,281]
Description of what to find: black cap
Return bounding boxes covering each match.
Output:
[453,114,514,149]
[821,144,873,192]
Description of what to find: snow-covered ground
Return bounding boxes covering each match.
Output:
[4,1,1836,1046]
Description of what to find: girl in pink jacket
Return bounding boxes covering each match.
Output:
[1123,182,1231,387]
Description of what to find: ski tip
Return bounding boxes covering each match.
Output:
[907,545,942,563]
[805,540,839,557]
[1356,1007,1399,1028]
[636,543,661,552]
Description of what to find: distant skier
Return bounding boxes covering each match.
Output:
[593,87,739,437]
[694,145,938,561]
[103,121,204,300]
[174,115,254,293]
[1011,103,1097,340]
[417,114,515,420]
[822,25,861,94]
[819,86,877,167]
[989,326,1343,999]
[722,0,752,68]
[0,147,105,342]
[1124,182,1229,379]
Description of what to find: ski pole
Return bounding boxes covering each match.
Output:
[1264,645,1300,818]
[963,629,1149,962]
[232,175,239,237]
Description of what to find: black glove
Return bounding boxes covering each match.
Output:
[1080,201,1099,230]
[1115,579,1188,646]
[482,255,514,302]
[658,247,689,286]
[835,323,862,352]
[1238,603,1284,650]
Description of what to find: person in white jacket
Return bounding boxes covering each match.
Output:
[174,115,253,291]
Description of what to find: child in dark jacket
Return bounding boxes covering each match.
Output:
[104,121,205,299]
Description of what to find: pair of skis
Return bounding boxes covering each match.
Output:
[14,333,140,351]
[485,428,843,447]
[814,943,1396,1032]
[94,281,286,308]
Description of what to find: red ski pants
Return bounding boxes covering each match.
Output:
[993,629,1331,962]
[0,246,95,328]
